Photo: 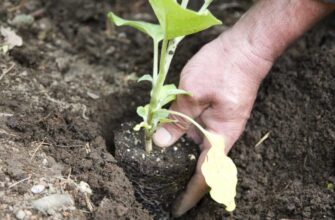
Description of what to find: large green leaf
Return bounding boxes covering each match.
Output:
[108,12,164,42]
[149,0,221,40]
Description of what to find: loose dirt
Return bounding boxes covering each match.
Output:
[0,0,334,219]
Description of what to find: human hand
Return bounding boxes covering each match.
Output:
[153,29,273,216]
[153,0,333,216]
[151,10,273,219]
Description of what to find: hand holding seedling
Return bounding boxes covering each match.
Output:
[154,30,272,217]
[153,0,334,217]
[109,0,239,215]
[109,0,333,217]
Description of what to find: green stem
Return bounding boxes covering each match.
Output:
[167,110,211,140]
[152,40,159,83]
[143,1,214,153]
[200,0,213,12]
[144,38,169,153]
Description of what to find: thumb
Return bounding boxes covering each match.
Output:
[153,96,204,147]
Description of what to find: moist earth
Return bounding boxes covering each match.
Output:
[115,122,198,219]
[0,0,334,219]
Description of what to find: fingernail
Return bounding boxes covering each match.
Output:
[153,127,172,147]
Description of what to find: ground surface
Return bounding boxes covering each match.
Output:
[0,0,334,219]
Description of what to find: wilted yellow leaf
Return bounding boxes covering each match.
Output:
[201,132,238,212]
[165,110,238,212]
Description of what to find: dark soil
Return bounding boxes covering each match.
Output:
[0,0,334,219]
[115,122,199,219]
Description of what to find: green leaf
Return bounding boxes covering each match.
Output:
[151,109,169,127]
[137,74,153,83]
[163,84,192,96]
[136,105,150,120]
[149,0,221,40]
[153,109,169,120]
[108,12,164,42]
[134,122,151,131]
[158,84,191,107]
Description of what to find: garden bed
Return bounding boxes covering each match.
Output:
[0,0,334,219]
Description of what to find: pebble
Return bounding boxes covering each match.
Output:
[78,181,92,194]
[32,194,74,213]
[31,184,45,194]
[188,154,196,160]
[15,210,25,220]
[9,14,34,28]
[42,158,48,166]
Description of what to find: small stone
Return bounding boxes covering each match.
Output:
[156,158,161,162]
[141,154,145,159]
[31,184,45,194]
[32,194,74,213]
[42,158,48,166]
[10,14,34,28]
[173,147,178,151]
[78,181,92,194]
[15,210,25,219]
[188,154,196,160]
[87,91,100,100]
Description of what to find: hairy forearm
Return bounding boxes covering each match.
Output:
[227,0,334,62]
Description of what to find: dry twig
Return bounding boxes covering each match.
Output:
[8,174,32,189]
[30,140,49,161]
[255,131,271,149]
[0,63,15,81]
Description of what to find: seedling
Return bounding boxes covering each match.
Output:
[109,0,221,152]
[108,0,237,212]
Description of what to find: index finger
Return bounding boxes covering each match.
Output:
[171,151,209,217]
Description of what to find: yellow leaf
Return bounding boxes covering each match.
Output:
[165,110,238,212]
[201,133,238,212]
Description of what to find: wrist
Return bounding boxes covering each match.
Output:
[227,0,334,62]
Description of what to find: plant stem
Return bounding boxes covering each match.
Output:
[167,110,209,138]
[144,129,153,153]
[142,0,214,153]
[145,38,169,153]
[152,40,159,83]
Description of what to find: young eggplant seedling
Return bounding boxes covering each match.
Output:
[109,0,238,213]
